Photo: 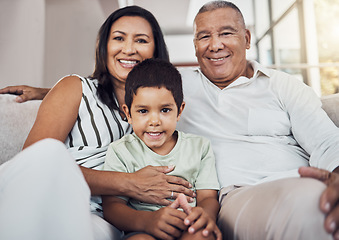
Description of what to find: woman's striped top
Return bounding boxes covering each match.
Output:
[64,75,132,214]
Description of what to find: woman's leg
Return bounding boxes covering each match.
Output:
[91,213,122,240]
[0,139,94,240]
[218,177,332,240]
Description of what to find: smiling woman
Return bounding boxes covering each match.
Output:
[106,16,155,84]
[0,5,196,240]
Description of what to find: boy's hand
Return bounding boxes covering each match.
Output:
[184,206,222,240]
[170,193,193,214]
[145,206,188,239]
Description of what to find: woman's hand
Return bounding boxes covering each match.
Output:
[0,85,50,102]
[128,165,196,206]
[299,166,339,240]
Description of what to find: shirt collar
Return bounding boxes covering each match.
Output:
[196,60,271,89]
[249,60,271,78]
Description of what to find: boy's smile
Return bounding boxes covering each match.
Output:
[123,86,184,155]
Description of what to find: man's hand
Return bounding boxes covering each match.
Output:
[128,165,196,206]
[299,166,339,239]
[0,85,50,102]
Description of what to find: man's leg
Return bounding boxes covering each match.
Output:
[218,177,332,240]
[0,139,94,240]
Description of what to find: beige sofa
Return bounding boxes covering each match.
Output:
[1,93,339,165]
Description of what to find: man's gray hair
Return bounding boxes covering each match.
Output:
[195,1,245,26]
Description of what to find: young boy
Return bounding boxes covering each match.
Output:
[102,59,221,240]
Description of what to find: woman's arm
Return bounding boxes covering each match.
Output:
[84,165,195,205]
[0,85,50,103]
[23,77,195,205]
[23,76,81,148]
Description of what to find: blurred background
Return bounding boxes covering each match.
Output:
[1,0,338,96]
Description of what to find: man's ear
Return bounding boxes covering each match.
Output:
[245,29,251,50]
[177,101,186,121]
[122,104,132,124]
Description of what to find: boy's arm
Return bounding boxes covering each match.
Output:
[102,195,149,232]
[102,195,188,239]
[196,189,219,220]
[184,189,221,239]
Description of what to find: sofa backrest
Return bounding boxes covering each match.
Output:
[321,93,339,128]
[0,93,339,165]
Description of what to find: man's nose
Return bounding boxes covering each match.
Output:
[208,35,224,52]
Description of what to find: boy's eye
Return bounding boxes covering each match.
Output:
[161,108,171,113]
[138,109,147,114]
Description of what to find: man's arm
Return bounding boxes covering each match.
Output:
[0,85,50,102]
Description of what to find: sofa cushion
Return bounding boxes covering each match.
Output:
[0,95,41,165]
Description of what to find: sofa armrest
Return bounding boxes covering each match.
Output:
[0,95,41,165]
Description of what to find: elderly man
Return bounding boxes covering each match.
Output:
[177,1,339,239]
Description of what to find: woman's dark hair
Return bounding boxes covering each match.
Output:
[125,58,183,114]
[90,5,169,111]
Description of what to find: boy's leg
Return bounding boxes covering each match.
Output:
[123,232,156,240]
[180,229,216,240]
[218,177,332,240]
[0,139,94,240]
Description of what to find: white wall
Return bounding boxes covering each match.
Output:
[0,0,45,88]
[0,0,110,89]
[43,0,106,87]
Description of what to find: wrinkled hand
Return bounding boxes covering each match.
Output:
[0,85,49,102]
[145,204,188,240]
[129,165,195,206]
[299,166,339,239]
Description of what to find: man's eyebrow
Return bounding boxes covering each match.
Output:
[220,26,238,32]
[195,26,238,38]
